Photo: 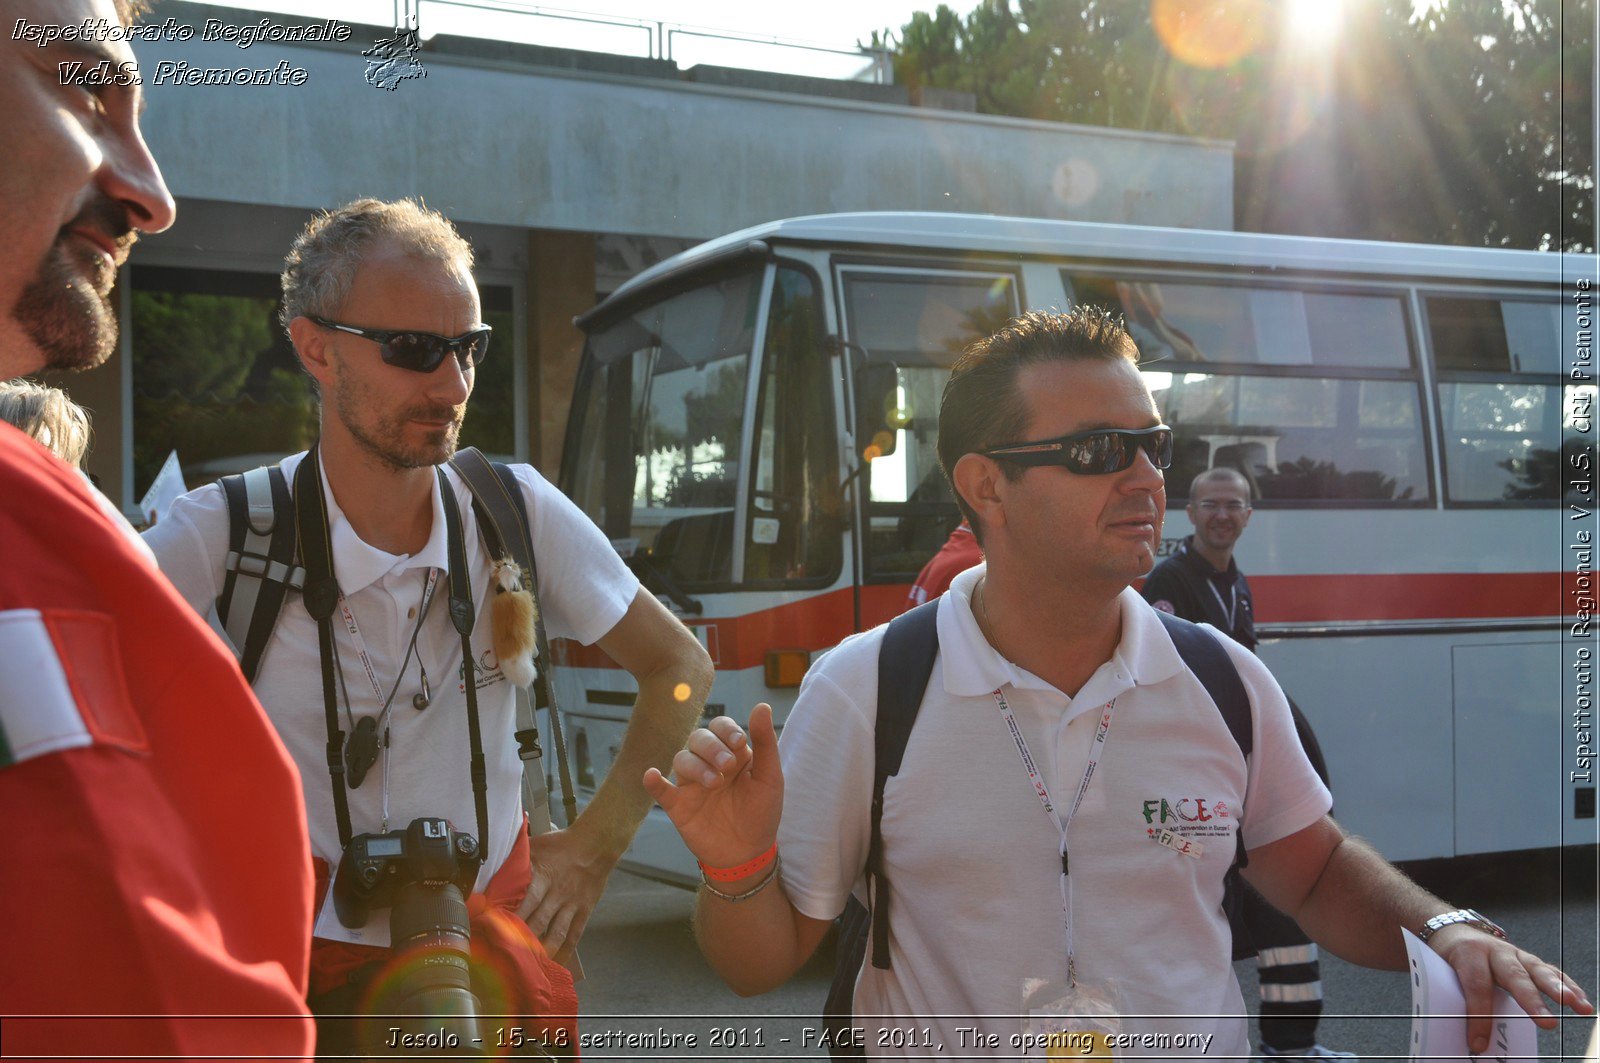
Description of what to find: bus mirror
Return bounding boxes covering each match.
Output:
[856,361,901,461]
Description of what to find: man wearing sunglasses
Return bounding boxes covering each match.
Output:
[648,308,1590,1058]
[146,198,713,1047]
[1145,468,1352,1060]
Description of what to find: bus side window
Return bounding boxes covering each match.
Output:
[1425,295,1570,504]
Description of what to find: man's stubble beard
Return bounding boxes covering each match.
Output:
[11,241,119,372]
[331,360,463,471]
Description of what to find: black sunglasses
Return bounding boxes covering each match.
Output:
[983,425,1174,475]
[308,315,492,373]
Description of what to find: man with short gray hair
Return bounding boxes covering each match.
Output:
[146,197,713,1053]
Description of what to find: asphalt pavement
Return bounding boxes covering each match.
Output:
[570,849,1597,1061]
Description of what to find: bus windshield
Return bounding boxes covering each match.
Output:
[567,269,763,588]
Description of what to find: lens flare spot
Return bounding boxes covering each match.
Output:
[673,682,692,702]
[1052,157,1101,208]
[1151,0,1268,69]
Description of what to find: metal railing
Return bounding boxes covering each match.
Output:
[403,0,893,82]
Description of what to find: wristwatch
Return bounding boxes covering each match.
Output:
[1417,908,1507,943]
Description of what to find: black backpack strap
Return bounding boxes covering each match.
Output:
[823,599,940,1060]
[218,464,300,683]
[1155,610,1251,862]
[448,447,578,829]
[1155,610,1252,758]
[1155,609,1260,960]
[867,598,941,968]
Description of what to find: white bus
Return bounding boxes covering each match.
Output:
[552,212,1595,881]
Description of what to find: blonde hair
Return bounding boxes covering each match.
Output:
[0,381,93,467]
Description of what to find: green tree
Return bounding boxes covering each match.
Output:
[878,0,1594,251]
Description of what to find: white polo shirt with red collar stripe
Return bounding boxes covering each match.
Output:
[144,450,638,945]
[776,562,1331,1058]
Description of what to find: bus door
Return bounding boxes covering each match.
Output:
[558,260,845,869]
[835,264,1021,626]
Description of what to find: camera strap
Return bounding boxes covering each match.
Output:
[294,446,354,847]
[296,445,491,856]
[439,471,492,860]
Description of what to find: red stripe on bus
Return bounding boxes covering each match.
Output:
[1246,572,1562,623]
[552,572,1562,672]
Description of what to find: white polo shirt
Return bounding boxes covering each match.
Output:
[777,564,1331,1059]
[144,452,638,944]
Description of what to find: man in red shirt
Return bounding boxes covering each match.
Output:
[904,520,980,608]
[0,1,314,1057]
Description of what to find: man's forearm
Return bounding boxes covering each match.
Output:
[576,653,712,856]
[693,882,818,996]
[1270,831,1449,970]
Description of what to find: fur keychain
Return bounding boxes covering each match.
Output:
[490,558,539,688]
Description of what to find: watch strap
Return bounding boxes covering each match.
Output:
[1417,908,1507,943]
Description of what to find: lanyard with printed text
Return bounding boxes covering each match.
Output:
[1207,578,1237,632]
[336,570,439,707]
[991,688,1119,987]
[334,569,439,832]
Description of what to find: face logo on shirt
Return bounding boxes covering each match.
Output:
[1140,796,1231,825]
[456,648,507,693]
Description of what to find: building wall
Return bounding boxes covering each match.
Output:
[134,17,1233,238]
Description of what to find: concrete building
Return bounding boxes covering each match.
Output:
[44,2,1234,512]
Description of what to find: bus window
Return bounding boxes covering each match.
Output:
[745,267,841,585]
[1436,382,1569,502]
[839,268,1019,579]
[1070,271,1426,504]
[567,270,762,586]
[1070,275,1411,369]
[1425,295,1569,503]
[1426,295,1566,374]
[1144,372,1429,502]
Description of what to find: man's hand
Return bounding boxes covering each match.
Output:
[642,703,782,872]
[517,826,621,965]
[1428,925,1593,1054]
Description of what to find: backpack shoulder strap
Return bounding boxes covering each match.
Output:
[218,463,299,683]
[1154,609,1252,868]
[1154,610,1252,758]
[448,447,531,578]
[447,448,578,828]
[823,598,941,1058]
[867,598,940,966]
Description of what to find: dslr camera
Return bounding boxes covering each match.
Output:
[332,817,484,1053]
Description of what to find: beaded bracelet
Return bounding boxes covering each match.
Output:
[700,855,782,903]
[697,842,778,883]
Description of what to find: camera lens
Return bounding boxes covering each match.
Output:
[382,883,482,1052]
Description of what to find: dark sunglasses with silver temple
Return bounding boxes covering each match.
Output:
[308,315,492,374]
[983,425,1174,475]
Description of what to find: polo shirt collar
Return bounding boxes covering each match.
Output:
[937,565,1189,699]
[321,461,450,596]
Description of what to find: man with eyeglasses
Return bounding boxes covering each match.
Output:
[647,308,1590,1059]
[145,198,713,1051]
[1145,468,1351,1060]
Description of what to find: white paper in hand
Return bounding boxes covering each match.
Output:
[1405,927,1537,1062]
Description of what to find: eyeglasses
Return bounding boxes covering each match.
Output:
[983,425,1173,475]
[1195,500,1251,513]
[308,315,492,373]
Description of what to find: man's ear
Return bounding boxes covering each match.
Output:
[952,453,1007,535]
[288,316,334,388]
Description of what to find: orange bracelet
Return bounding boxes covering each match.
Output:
[698,842,778,883]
